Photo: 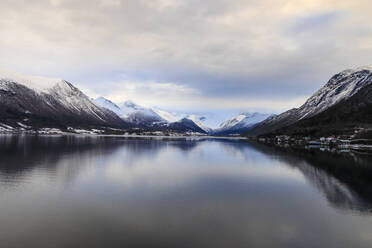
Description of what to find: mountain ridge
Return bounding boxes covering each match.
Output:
[93,97,210,134]
[2,65,372,137]
[0,75,130,131]
[248,65,372,137]
[213,112,273,135]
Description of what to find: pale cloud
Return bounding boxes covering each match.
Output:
[0,0,371,112]
[85,77,306,113]
[103,80,200,107]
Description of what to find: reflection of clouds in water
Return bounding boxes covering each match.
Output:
[0,135,371,213]
[103,140,306,191]
[104,162,198,189]
[104,162,305,191]
[1,136,372,247]
[218,141,262,161]
[0,135,121,191]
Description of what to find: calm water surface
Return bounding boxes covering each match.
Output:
[0,135,372,248]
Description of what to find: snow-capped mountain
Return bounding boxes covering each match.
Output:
[151,108,182,123]
[94,97,211,133]
[296,65,372,120]
[93,98,165,126]
[220,113,272,130]
[151,109,212,132]
[185,115,212,133]
[94,97,122,114]
[213,112,272,135]
[249,65,372,136]
[168,118,208,134]
[120,101,165,125]
[0,70,128,130]
[248,108,299,136]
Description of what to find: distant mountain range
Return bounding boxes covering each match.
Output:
[2,65,371,137]
[212,112,273,135]
[93,97,212,133]
[93,96,274,135]
[0,70,268,134]
[94,97,165,126]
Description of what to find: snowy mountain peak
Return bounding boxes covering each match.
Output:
[0,71,128,129]
[151,108,181,123]
[297,65,372,120]
[95,96,113,103]
[247,65,372,136]
[219,112,270,129]
[213,112,272,135]
[119,100,156,118]
[94,97,121,113]
[185,114,212,133]
[0,69,65,93]
[94,98,167,124]
[346,65,372,73]
[93,97,215,132]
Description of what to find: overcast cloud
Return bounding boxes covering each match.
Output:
[1,0,372,114]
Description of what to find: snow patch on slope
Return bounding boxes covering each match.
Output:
[151,108,181,123]
[119,101,161,119]
[94,97,121,114]
[185,115,212,133]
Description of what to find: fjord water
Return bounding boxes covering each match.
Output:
[0,136,372,248]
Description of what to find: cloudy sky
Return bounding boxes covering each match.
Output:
[1,0,372,116]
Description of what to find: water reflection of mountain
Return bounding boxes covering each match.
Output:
[116,137,201,155]
[0,135,126,186]
[2,135,371,213]
[0,136,202,182]
[249,142,372,213]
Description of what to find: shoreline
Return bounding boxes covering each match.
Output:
[0,132,248,140]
